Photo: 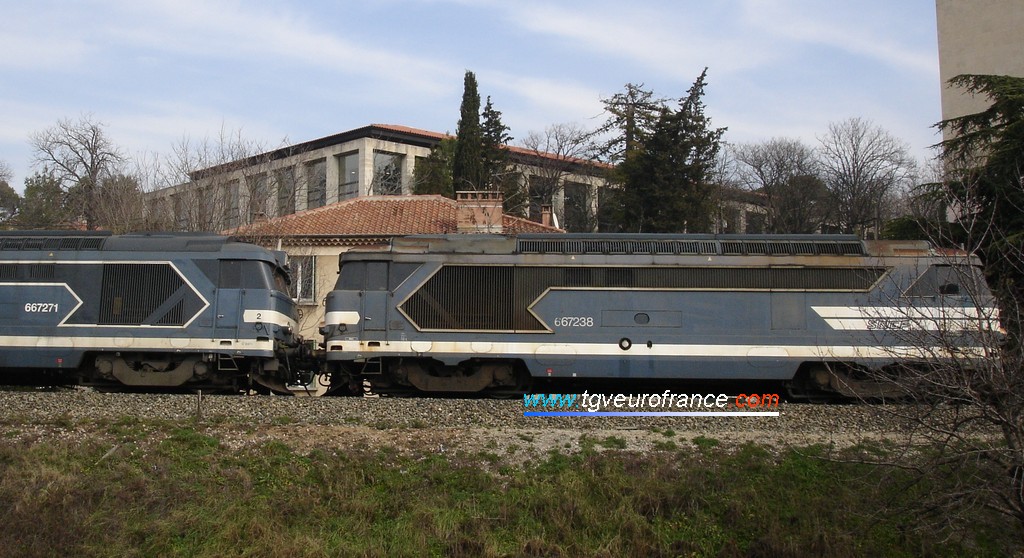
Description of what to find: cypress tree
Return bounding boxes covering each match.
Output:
[452,71,484,191]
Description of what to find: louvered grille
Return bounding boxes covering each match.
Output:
[155,299,185,325]
[29,264,54,279]
[401,265,516,330]
[401,265,888,331]
[0,236,105,251]
[99,263,185,325]
[516,238,865,256]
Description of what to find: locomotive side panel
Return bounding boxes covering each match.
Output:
[322,234,998,397]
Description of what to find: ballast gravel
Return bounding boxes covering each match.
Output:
[0,388,937,459]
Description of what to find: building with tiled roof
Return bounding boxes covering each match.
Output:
[226,192,562,339]
[230,193,560,243]
[147,123,608,235]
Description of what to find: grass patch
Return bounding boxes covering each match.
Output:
[0,422,1018,557]
[652,439,678,451]
[597,435,627,449]
[692,435,720,450]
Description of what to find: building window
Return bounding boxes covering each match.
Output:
[276,167,296,217]
[564,181,592,232]
[746,212,766,234]
[528,174,556,221]
[247,173,269,222]
[171,193,186,230]
[306,159,327,209]
[289,255,315,303]
[371,151,403,195]
[222,179,240,229]
[337,152,359,201]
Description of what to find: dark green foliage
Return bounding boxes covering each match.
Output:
[880,216,934,241]
[613,69,726,233]
[481,96,512,190]
[413,137,456,197]
[19,170,73,229]
[0,180,20,226]
[879,215,969,244]
[936,74,1024,338]
[421,76,513,201]
[594,83,667,165]
[937,75,1024,238]
[452,71,485,191]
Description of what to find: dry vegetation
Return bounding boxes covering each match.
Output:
[0,410,1018,557]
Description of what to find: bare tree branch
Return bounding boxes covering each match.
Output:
[29,114,125,229]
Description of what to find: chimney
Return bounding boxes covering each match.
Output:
[456,191,503,233]
[540,204,553,227]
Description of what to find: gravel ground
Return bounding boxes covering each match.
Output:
[0,388,928,459]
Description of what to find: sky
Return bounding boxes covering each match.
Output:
[0,0,942,192]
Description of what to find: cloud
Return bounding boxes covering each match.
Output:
[496,1,781,81]
[0,34,94,71]
[7,0,459,96]
[738,0,938,76]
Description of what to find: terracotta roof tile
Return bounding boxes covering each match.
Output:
[227,195,563,238]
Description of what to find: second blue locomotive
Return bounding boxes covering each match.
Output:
[320,233,998,398]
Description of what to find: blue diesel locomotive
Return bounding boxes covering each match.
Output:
[0,231,316,392]
[320,234,998,398]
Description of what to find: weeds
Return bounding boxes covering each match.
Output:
[692,435,720,450]
[597,435,627,449]
[0,423,1017,557]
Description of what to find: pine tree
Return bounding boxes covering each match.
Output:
[617,69,726,233]
[938,74,1024,237]
[594,83,667,165]
[592,83,671,231]
[937,73,1024,340]
[452,71,484,191]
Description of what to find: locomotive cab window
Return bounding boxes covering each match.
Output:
[272,267,290,294]
[338,261,366,291]
[338,261,415,292]
[906,265,985,297]
[218,260,275,290]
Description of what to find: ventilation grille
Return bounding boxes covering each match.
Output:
[0,236,105,251]
[155,299,186,326]
[517,238,865,256]
[401,265,887,331]
[99,264,186,325]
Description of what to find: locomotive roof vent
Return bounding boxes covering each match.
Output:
[0,235,106,251]
[516,237,866,256]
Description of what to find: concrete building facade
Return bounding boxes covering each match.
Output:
[936,0,1024,136]
[147,124,608,234]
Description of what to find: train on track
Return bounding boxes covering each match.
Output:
[0,231,318,393]
[0,231,999,399]
[320,233,999,399]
